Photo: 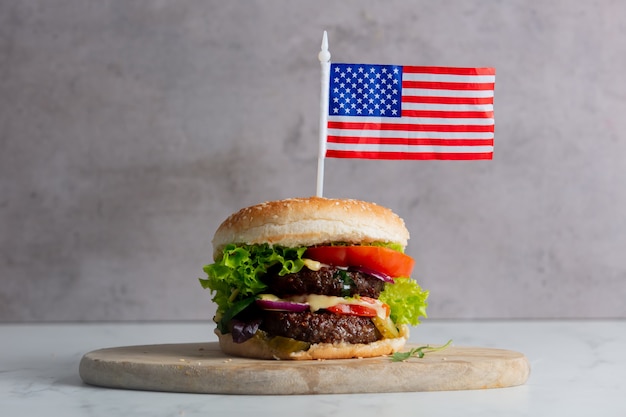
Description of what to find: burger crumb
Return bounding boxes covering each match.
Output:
[223,358,233,363]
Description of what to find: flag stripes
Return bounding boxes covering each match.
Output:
[326,64,495,160]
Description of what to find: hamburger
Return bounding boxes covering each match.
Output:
[199,197,428,360]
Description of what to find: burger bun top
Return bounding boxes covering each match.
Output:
[212,197,409,259]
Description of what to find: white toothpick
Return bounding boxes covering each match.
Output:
[316,30,331,197]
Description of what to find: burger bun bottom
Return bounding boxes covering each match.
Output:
[215,325,409,360]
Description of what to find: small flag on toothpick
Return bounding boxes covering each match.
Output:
[316,31,495,196]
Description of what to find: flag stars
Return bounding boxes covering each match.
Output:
[328,63,402,118]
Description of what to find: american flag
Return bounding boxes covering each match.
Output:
[326,64,495,160]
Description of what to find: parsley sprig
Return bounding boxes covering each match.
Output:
[391,339,453,362]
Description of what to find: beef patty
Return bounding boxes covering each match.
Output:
[263,266,385,298]
[260,310,382,344]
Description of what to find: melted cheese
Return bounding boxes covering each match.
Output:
[302,258,323,271]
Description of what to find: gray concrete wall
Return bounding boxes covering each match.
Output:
[2,1,625,321]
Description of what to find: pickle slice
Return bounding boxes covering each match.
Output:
[372,316,400,338]
[268,336,311,354]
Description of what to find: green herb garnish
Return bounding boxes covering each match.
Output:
[391,339,453,362]
[334,269,355,297]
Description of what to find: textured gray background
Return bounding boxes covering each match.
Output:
[2,1,626,322]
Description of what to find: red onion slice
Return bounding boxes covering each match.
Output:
[256,299,309,312]
[350,266,395,283]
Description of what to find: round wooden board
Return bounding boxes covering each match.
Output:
[79,342,530,395]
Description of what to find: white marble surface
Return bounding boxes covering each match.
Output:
[1,320,625,416]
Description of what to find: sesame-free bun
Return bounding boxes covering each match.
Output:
[215,325,409,360]
[212,197,409,259]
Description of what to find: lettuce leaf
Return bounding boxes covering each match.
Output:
[323,241,405,253]
[200,244,307,317]
[369,241,405,253]
[379,277,429,326]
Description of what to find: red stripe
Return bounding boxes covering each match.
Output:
[403,81,495,91]
[403,66,496,76]
[328,121,495,133]
[327,136,494,147]
[401,110,494,119]
[326,150,493,160]
[402,96,494,105]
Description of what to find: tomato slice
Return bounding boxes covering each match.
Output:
[327,304,377,317]
[304,246,414,278]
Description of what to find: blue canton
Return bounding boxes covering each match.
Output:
[328,63,403,118]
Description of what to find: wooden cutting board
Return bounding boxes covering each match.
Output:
[79,342,529,395]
